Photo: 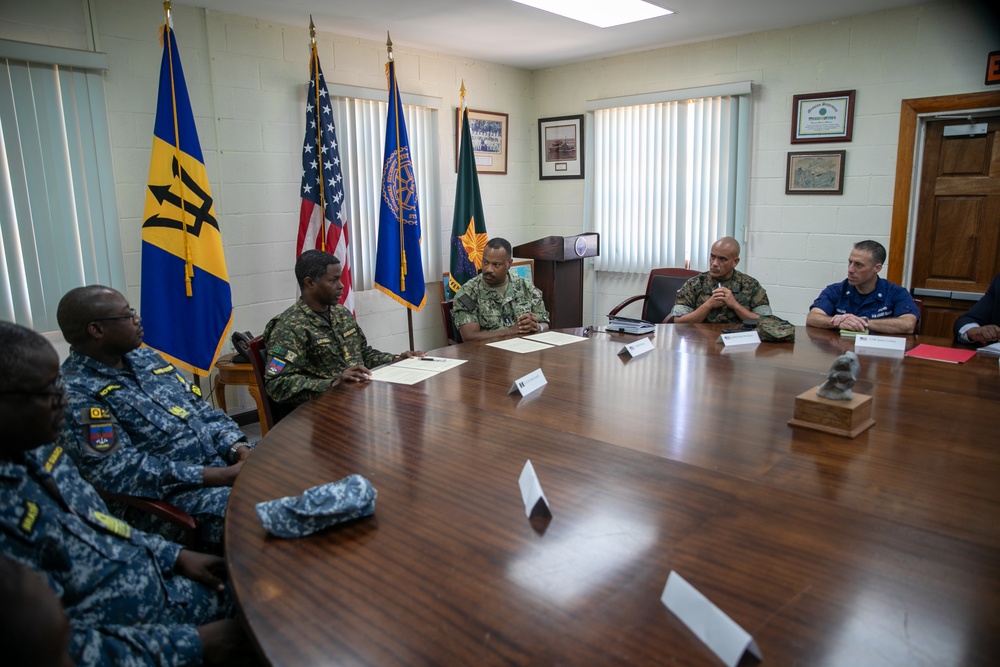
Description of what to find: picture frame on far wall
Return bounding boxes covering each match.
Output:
[457,108,508,175]
[538,114,584,180]
[785,150,846,195]
[791,90,856,144]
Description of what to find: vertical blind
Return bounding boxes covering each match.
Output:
[0,48,123,332]
[591,90,749,274]
[331,96,441,291]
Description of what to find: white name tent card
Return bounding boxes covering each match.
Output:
[661,571,762,667]
[508,368,547,397]
[719,330,761,346]
[518,460,551,519]
[855,334,906,352]
[618,337,655,358]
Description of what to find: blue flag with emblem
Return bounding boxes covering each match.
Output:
[374,58,425,311]
[140,22,233,376]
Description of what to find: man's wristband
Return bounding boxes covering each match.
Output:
[228,440,252,462]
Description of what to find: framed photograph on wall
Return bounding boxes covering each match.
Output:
[791,90,855,143]
[785,150,846,195]
[538,114,584,180]
[457,108,508,174]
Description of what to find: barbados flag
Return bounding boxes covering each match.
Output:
[140,24,232,376]
[374,58,425,311]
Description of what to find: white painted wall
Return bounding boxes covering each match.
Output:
[2,0,997,349]
[534,1,1000,324]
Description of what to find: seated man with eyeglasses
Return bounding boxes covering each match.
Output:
[55,286,253,549]
[0,322,252,666]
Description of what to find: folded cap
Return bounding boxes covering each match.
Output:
[255,474,377,538]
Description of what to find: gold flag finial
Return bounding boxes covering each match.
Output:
[460,80,466,103]
[309,15,316,43]
[386,32,393,61]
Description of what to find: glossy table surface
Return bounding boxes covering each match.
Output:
[226,326,1000,666]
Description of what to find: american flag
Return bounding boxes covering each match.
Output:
[297,44,354,314]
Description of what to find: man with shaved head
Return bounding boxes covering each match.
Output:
[669,236,772,324]
[56,286,252,549]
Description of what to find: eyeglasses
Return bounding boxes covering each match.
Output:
[92,308,139,323]
[0,374,65,405]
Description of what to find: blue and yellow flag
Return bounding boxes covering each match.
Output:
[447,98,488,298]
[140,23,232,376]
[374,58,425,311]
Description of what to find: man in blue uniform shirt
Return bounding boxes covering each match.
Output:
[806,240,919,334]
[953,273,1000,344]
[56,286,253,548]
[0,322,250,666]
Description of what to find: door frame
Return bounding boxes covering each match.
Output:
[888,91,1000,285]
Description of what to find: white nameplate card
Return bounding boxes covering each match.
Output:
[661,571,763,667]
[618,337,655,358]
[855,334,906,352]
[508,368,547,397]
[719,330,761,346]
[518,460,551,519]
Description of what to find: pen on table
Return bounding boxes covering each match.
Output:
[417,357,447,362]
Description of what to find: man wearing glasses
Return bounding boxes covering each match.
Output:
[55,286,252,550]
[0,322,252,665]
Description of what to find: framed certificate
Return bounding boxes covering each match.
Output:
[791,90,855,144]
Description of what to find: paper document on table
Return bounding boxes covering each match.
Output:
[487,338,554,354]
[370,357,467,384]
[392,356,467,372]
[976,342,1000,356]
[525,331,586,346]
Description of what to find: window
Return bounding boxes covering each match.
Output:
[587,82,752,274]
[330,86,441,290]
[0,40,124,332]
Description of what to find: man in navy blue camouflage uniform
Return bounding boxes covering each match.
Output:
[56,286,253,548]
[0,321,252,666]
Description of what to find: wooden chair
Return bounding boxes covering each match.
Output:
[912,297,924,335]
[97,490,200,548]
[608,268,700,323]
[247,335,290,433]
[441,300,463,345]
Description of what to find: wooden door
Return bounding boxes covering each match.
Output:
[911,115,1000,337]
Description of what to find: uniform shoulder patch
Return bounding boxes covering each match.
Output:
[152,364,175,375]
[266,357,286,377]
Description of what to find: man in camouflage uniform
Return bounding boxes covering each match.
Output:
[670,236,771,324]
[263,249,423,406]
[452,237,550,342]
[0,322,250,666]
[55,286,252,549]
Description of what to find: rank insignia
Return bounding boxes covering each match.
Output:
[285,350,298,362]
[92,511,131,538]
[191,384,202,397]
[266,358,286,377]
[169,406,191,419]
[152,364,175,375]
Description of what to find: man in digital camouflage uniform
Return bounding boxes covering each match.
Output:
[263,249,423,407]
[0,321,251,667]
[451,237,550,342]
[55,286,252,549]
[669,236,772,324]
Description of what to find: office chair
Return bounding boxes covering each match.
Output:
[247,335,292,433]
[96,490,200,548]
[441,300,463,345]
[608,268,699,323]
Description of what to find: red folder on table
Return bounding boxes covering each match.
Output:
[904,344,977,364]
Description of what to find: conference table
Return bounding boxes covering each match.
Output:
[225,325,1000,666]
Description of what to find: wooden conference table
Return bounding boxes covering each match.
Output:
[226,325,1000,666]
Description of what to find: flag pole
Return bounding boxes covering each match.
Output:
[386,33,415,350]
[309,17,328,251]
[163,1,194,298]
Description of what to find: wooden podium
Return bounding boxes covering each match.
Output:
[513,234,599,329]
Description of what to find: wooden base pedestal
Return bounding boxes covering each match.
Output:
[788,386,875,438]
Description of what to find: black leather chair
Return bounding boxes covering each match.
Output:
[441,300,463,345]
[608,268,700,323]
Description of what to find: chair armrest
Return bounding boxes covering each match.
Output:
[608,295,646,318]
[97,490,199,534]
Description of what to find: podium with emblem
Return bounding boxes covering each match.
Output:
[512,234,600,329]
